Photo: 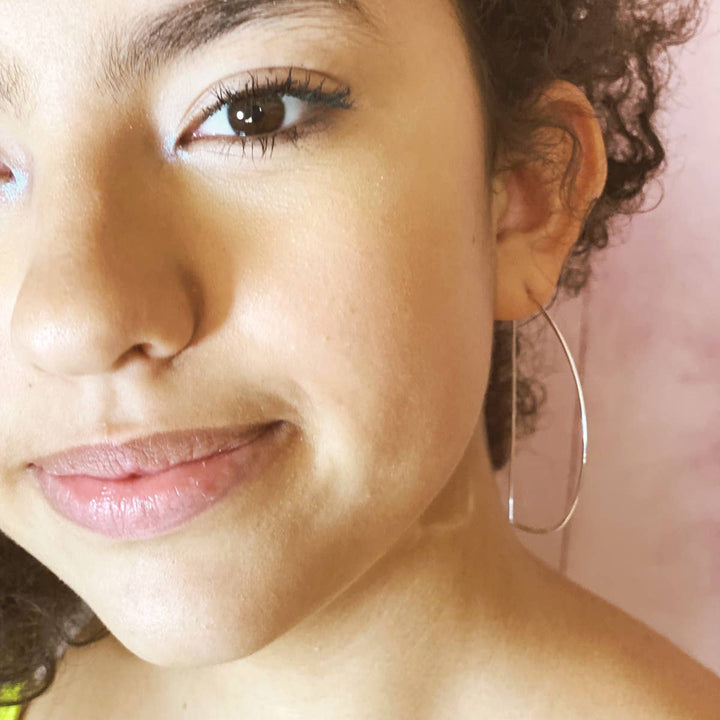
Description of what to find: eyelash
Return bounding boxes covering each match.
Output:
[182,67,354,160]
[0,68,352,192]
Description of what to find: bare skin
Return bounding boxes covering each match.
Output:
[20,427,720,719]
[1,0,718,717]
[24,459,720,719]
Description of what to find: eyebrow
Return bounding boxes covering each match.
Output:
[0,0,374,117]
[0,54,32,117]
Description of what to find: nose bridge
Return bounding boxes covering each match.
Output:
[40,121,168,254]
[10,137,197,377]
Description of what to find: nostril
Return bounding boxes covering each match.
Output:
[114,344,150,368]
[12,253,197,377]
[113,342,175,369]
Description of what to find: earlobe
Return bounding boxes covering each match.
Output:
[492,81,608,322]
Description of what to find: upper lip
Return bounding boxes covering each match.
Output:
[27,421,281,479]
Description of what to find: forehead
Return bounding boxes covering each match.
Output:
[0,0,385,117]
[0,0,472,132]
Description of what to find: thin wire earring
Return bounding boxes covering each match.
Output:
[507,293,589,535]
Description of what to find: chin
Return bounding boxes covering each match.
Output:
[106,614,289,669]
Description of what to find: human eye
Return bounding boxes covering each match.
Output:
[176,66,354,160]
[0,161,13,185]
[0,158,25,202]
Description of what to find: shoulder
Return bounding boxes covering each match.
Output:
[537,568,720,719]
[595,616,720,718]
[454,560,720,719]
[574,623,720,719]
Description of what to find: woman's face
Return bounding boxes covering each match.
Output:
[0,0,500,665]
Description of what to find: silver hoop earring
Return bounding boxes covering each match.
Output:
[507,294,589,534]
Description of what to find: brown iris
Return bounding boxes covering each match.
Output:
[227,95,286,137]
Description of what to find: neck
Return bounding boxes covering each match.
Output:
[134,422,563,717]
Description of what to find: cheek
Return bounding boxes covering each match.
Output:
[230,121,495,504]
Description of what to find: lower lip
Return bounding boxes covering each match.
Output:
[32,422,288,541]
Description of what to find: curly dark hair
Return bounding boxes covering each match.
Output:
[0,0,706,710]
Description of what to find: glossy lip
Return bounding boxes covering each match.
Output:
[29,421,290,541]
[28,421,280,479]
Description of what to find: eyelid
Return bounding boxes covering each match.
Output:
[172,66,354,155]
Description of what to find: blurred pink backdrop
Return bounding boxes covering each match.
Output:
[495,0,720,676]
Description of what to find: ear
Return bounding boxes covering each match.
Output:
[492,80,608,321]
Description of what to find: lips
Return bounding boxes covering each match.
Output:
[28,421,281,479]
[28,421,290,540]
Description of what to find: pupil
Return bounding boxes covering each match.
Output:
[228,96,286,137]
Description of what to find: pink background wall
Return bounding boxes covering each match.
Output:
[495,1,720,676]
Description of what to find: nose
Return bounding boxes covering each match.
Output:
[10,162,197,377]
